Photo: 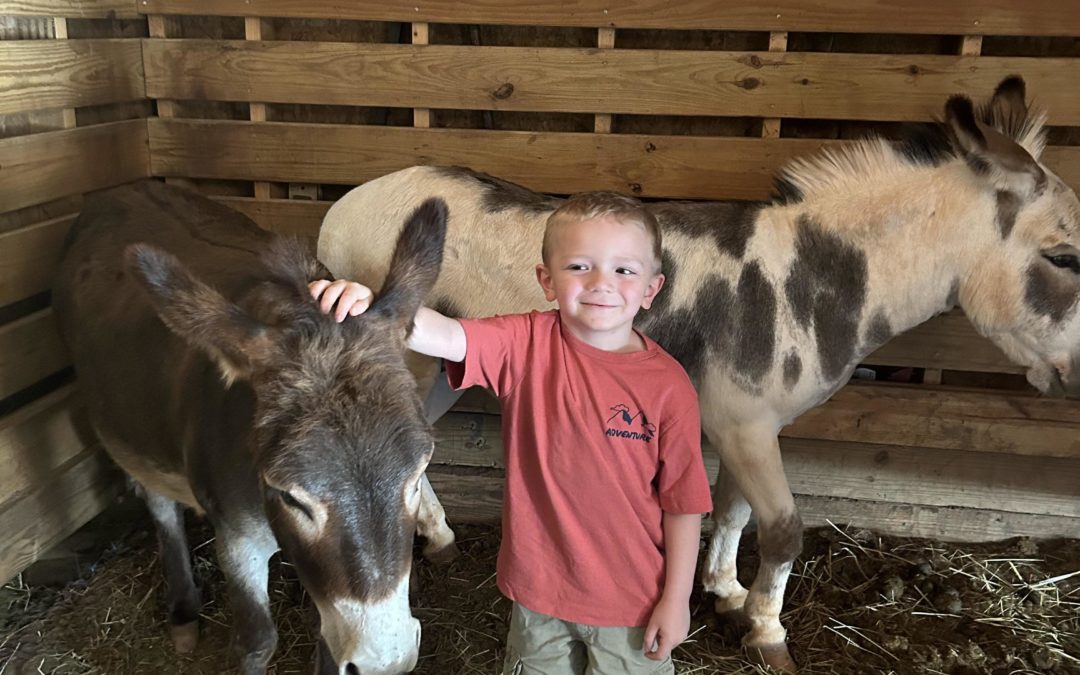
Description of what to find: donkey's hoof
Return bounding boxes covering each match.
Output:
[169,620,199,653]
[745,641,797,672]
[424,541,460,565]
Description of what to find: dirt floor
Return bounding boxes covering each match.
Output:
[1,503,1077,675]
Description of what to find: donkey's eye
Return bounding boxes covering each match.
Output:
[1045,254,1080,273]
[274,489,314,520]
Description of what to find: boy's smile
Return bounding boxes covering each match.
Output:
[536,214,664,352]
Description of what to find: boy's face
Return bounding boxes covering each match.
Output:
[535,214,664,350]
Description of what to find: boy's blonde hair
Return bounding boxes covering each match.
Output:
[542,192,663,271]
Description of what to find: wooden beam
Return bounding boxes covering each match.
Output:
[0,386,93,500]
[0,446,121,585]
[424,471,1080,541]
[863,310,1021,374]
[213,196,331,237]
[0,213,77,307]
[141,40,1080,125]
[411,22,431,129]
[3,0,139,18]
[0,308,69,401]
[147,119,1080,200]
[0,119,149,213]
[137,0,1080,37]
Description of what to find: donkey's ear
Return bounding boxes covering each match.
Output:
[946,92,1047,197]
[125,243,280,384]
[369,198,448,337]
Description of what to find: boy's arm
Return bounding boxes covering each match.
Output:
[309,279,465,361]
[643,511,701,661]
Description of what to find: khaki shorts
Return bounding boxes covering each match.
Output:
[502,603,675,675]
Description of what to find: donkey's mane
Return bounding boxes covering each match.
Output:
[774,98,1047,205]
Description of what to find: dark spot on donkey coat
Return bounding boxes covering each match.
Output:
[862,310,893,352]
[433,166,563,214]
[649,200,762,259]
[782,352,802,390]
[784,215,868,382]
[996,190,1022,239]
[1025,263,1076,323]
[638,253,777,389]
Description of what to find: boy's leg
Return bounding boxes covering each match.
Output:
[502,603,587,675]
[581,623,674,675]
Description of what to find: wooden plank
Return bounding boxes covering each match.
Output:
[0,308,69,401]
[0,386,92,500]
[432,410,1080,517]
[0,40,145,121]
[138,0,1080,37]
[141,40,1080,125]
[148,118,828,200]
[148,119,1080,201]
[214,196,330,237]
[2,0,139,18]
[1044,146,1080,193]
[863,310,1021,374]
[0,213,77,308]
[0,119,149,213]
[411,23,431,129]
[425,472,1080,541]
[0,446,121,585]
[786,382,1080,459]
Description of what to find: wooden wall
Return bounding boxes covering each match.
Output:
[0,0,148,584]
[1,0,1078,582]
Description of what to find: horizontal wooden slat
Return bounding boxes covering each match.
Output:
[2,0,138,18]
[0,309,69,401]
[0,119,149,213]
[138,0,1080,37]
[0,446,121,585]
[0,386,92,500]
[787,382,1080,459]
[149,119,1080,201]
[148,118,830,200]
[0,40,144,116]
[434,408,1080,517]
[425,471,1080,541]
[144,40,1080,125]
[0,213,77,308]
[214,196,331,238]
[863,310,1021,374]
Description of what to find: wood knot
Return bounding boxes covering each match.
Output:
[629,182,643,194]
[644,141,657,153]
[801,78,810,85]
[908,64,920,76]
[738,77,761,90]
[491,83,515,100]
[744,54,763,68]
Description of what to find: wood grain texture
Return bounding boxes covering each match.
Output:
[0,308,70,401]
[3,0,139,18]
[0,213,77,307]
[0,386,93,500]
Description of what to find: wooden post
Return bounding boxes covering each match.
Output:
[593,28,615,134]
[52,18,77,130]
[146,16,176,119]
[761,32,788,139]
[245,17,281,199]
[412,23,431,128]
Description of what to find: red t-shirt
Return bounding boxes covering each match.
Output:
[445,310,712,627]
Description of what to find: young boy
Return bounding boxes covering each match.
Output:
[311,192,712,674]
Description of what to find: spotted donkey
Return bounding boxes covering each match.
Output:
[317,77,1080,670]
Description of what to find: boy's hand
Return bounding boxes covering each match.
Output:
[308,279,374,323]
[643,594,690,661]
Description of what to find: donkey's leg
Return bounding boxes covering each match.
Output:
[216,524,279,675]
[700,458,752,617]
[142,489,201,653]
[717,424,802,673]
[417,370,462,564]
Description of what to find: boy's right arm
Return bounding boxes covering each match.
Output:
[309,279,466,362]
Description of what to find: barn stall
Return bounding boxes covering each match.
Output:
[0,1,1078,672]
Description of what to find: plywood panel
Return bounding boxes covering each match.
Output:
[0,309,69,401]
[144,40,1080,124]
[0,213,77,307]
[0,120,149,213]
[214,196,330,238]
[138,0,1080,37]
[0,40,144,116]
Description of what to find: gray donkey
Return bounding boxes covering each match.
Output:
[317,77,1080,670]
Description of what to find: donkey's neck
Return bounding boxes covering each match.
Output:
[776,156,990,354]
